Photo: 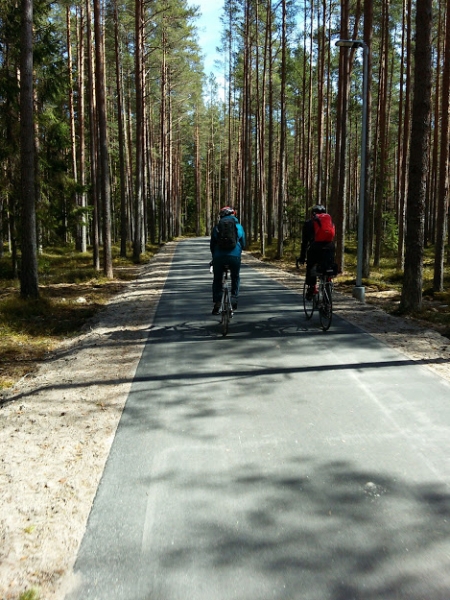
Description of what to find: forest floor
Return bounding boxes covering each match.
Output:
[1,240,450,600]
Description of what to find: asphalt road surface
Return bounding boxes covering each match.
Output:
[67,238,450,600]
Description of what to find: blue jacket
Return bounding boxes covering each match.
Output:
[210,216,246,258]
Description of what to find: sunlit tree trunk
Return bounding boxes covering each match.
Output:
[67,7,78,246]
[316,0,326,205]
[93,0,113,278]
[397,0,412,270]
[362,0,373,278]
[77,4,87,253]
[373,0,389,267]
[267,3,274,245]
[86,0,100,270]
[133,0,145,260]
[195,112,201,236]
[277,0,287,258]
[256,0,267,255]
[114,0,128,258]
[332,0,350,272]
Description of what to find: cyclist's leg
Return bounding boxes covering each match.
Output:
[228,255,241,308]
[212,255,225,313]
[321,242,335,272]
[305,244,320,299]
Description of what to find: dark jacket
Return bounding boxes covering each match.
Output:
[299,219,315,264]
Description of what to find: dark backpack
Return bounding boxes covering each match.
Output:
[217,217,238,251]
[313,213,335,242]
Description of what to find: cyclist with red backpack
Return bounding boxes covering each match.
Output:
[297,204,336,300]
[210,207,246,314]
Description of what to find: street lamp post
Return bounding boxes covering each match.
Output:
[335,39,369,303]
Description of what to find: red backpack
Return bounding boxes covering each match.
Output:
[313,213,335,242]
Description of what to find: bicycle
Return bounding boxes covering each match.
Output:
[299,259,335,331]
[210,261,233,336]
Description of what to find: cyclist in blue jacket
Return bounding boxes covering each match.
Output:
[210,207,246,314]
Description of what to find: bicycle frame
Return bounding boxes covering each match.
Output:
[303,264,334,331]
[219,266,233,336]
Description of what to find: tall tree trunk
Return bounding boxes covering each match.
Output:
[20,0,39,299]
[331,0,350,272]
[267,4,274,245]
[241,0,252,240]
[373,0,389,267]
[114,0,128,258]
[306,1,314,209]
[256,0,267,255]
[67,7,79,247]
[93,0,113,278]
[397,0,412,270]
[86,0,100,270]
[433,0,450,291]
[133,0,144,260]
[160,44,167,242]
[400,0,432,312]
[277,0,287,258]
[362,0,373,278]
[316,0,326,205]
[77,4,87,253]
[195,112,201,236]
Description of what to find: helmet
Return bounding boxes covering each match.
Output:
[219,206,236,218]
[311,204,326,215]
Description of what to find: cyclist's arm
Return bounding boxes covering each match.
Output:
[299,220,313,263]
[210,226,218,254]
[238,225,246,250]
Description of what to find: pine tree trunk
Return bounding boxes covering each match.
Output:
[396,0,412,271]
[277,0,287,258]
[114,0,128,258]
[433,0,450,292]
[86,0,100,270]
[67,8,79,248]
[400,0,432,312]
[373,0,389,267]
[20,0,39,299]
[77,4,87,253]
[93,0,113,278]
[362,0,373,278]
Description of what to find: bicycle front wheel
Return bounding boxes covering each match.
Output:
[319,282,333,331]
[303,279,315,320]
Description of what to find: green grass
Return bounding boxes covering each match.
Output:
[18,590,40,600]
[0,243,160,390]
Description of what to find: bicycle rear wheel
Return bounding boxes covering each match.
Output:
[319,282,333,331]
[221,288,230,336]
[303,279,315,320]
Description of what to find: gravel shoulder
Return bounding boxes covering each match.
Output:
[1,241,449,600]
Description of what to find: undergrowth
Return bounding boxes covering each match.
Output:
[0,243,160,390]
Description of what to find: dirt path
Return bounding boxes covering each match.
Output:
[1,241,449,600]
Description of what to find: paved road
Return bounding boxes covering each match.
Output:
[67,238,450,600]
